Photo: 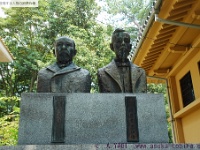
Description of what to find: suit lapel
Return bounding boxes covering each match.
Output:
[130,64,143,92]
[105,61,143,93]
[105,60,123,91]
[47,63,80,77]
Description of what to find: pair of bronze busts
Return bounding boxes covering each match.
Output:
[37,29,147,93]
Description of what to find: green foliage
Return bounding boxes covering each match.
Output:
[0,1,114,144]
[103,0,154,26]
[0,97,20,145]
[73,25,115,92]
[147,83,173,143]
[100,0,154,46]
[0,0,114,96]
[0,1,51,95]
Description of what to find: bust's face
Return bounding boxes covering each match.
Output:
[112,32,131,62]
[55,37,76,64]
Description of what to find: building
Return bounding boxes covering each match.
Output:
[0,37,13,62]
[131,0,200,143]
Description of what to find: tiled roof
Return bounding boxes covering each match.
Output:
[129,0,162,61]
[131,0,200,76]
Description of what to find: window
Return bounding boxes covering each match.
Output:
[198,61,200,74]
[180,72,195,107]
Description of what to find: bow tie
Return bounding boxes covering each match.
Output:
[115,61,130,67]
[57,61,72,68]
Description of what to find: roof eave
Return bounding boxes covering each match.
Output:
[131,0,163,62]
[0,38,14,62]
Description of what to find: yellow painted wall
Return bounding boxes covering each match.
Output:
[171,50,200,143]
[182,107,200,143]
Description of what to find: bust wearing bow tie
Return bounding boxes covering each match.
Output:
[98,29,147,93]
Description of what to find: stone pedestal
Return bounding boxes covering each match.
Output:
[1,144,199,150]
[18,93,168,144]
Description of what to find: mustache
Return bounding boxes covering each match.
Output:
[58,50,70,55]
[119,46,128,50]
[119,48,129,62]
[119,48,128,54]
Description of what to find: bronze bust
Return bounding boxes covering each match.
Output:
[98,29,147,93]
[37,36,91,93]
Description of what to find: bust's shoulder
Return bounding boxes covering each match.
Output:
[98,60,115,72]
[131,63,142,68]
[38,67,48,74]
[79,68,90,75]
[37,65,54,81]
[98,65,108,74]
[38,64,50,71]
[38,63,56,75]
[130,63,146,72]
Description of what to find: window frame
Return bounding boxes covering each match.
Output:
[179,71,195,107]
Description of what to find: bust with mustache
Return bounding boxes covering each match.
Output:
[37,36,91,93]
[98,28,147,93]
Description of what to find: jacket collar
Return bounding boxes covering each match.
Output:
[105,60,122,90]
[46,62,80,76]
[104,60,143,92]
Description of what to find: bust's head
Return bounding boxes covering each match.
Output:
[110,28,132,62]
[54,36,77,67]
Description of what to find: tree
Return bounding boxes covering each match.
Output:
[0,0,51,96]
[0,0,114,96]
[98,0,154,46]
[0,0,115,145]
[147,83,173,143]
[0,96,20,145]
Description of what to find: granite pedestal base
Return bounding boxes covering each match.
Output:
[18,93,168,144]
[1,144,199,150]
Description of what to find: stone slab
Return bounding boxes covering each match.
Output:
[1,144,199,150]
[18,93,168,144]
